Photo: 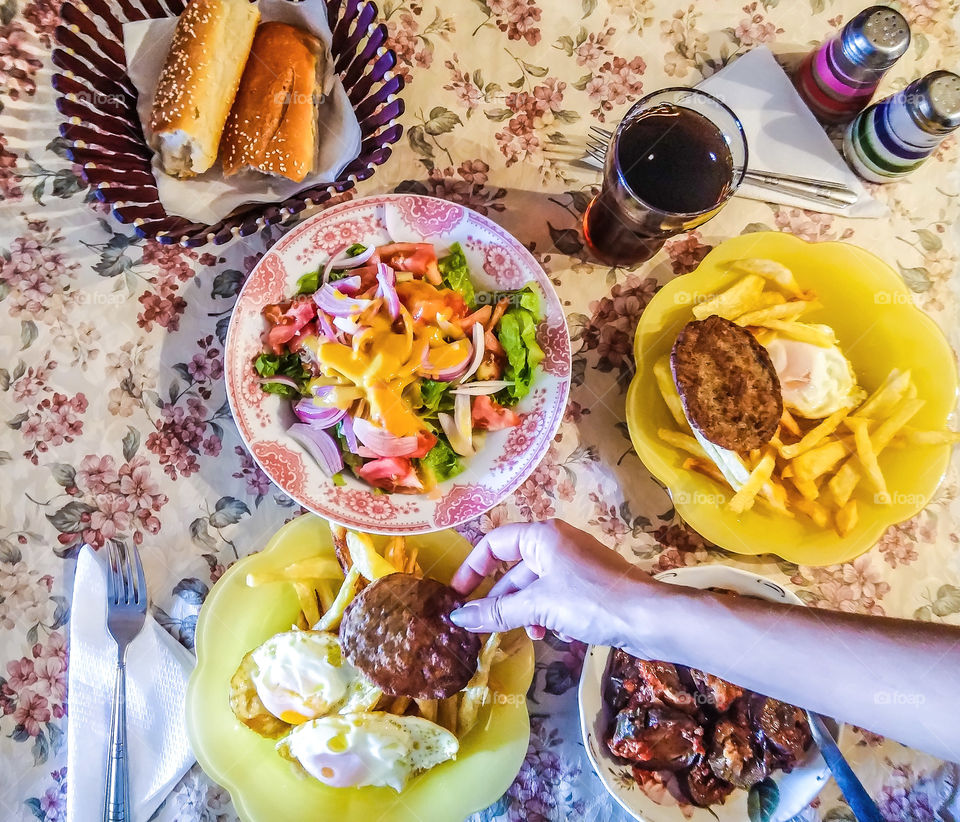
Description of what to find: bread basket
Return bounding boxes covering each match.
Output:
[51,0,404,246]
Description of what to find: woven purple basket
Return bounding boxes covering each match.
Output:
[51,0,404,247]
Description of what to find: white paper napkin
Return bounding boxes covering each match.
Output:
[67,545,195,822]
[698,46,887,218]
[122,0,363,225]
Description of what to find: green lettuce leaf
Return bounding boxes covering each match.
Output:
[495,306,543,405]
[295,270,320,295]
[417,378,451,417]
[438,242,476,308]
[418,437,463,484]
[253,352,310,398]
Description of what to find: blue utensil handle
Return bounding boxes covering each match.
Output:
[809,712,884,822]
[103,659,130,822]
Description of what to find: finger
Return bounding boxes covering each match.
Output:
[555,631,574,643]
[449,590,537,632]
[450,523,546,595]
[526,625,547,640]
[488,561,539,598]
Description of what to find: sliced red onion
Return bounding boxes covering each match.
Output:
[458,322,486,383]
[450,380,514,395]
[294,398,347,428]
[259,376,300,391]
[422,341,473,382]
[316,312,337,341]
[439,410,475,457]
[288,423,343,475]
[313,282,372,318]
[376,263,401,320]
[333,275,362,296]
[340,416,359,453]
[322,245,378,285]
[353,418,419,457]
[333,315,363,336]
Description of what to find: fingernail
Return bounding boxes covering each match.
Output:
[450,604,478,629]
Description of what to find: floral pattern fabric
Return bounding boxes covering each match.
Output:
[1,0,959,820]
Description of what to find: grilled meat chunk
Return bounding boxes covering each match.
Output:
[608,706,706,771]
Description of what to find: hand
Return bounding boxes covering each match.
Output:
[449,519,658,654]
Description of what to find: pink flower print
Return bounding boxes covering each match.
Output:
[13,689,50,736]
[77,455,119,494]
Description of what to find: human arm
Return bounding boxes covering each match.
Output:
[449,519,960,763]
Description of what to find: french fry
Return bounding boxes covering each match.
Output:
[791,495,831,529]
[414,698,438,723]
[780,409,802,438]
[659,428,706,458]
[292,581,321,627]
[897,427,960,446]
[330,524,352,574]
[314,566,361,632]
[780,406,854,459]
[835,500,859,537]
[654,356,688,428]
[828,461,861,508]
[383,536,408,573]
[730,258,810,298]
[692,274,766,320]
[870,397,926,451]
[245,557,343,587]
[404,545,422,577]
[729,452,776,514]
[388,695,412,715]
[458,633,501,738]
[790,476,821,502]
[315,579,337,613]
[734,300,817,327]
[847,417,889,501]
[751,328,776,346]
[438,695,459,735]
[752,320,836,347]
[760,478,794,517]
[346,531,399,581]
[683,457,728,487]
[852,369,911,420]
[791,439,853,482]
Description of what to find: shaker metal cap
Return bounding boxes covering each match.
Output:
[841,6,910,71]
[908,71,960,134]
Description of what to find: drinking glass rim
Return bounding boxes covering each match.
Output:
[611,86,749,220]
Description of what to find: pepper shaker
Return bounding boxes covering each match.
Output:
[843,71,960,183]
[795,6,910,124]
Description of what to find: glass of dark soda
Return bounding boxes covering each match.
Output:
[583,88,748,267]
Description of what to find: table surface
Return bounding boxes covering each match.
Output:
[1,0,959,820]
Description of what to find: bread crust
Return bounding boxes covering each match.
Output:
[671,315,783,451]
[149,0,260,176]
[219,22,323,183]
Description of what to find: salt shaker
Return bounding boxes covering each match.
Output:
[795,6,910,124]
[843,71,960,183]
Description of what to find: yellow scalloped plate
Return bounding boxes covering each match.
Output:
[626,231,958,566]
[186,515,534,822]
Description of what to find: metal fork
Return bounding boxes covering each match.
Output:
[103,541,148,822]
[579,125,859,209]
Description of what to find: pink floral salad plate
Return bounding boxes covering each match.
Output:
[579,566,850,822]
[225,194,571,533]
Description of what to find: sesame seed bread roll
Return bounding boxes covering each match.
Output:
[149,0,260,178]
[219,22,324,183]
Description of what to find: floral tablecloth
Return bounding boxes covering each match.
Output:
[1,0,959,819]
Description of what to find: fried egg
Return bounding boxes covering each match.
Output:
[245,630,381,727]
[764,337,863,419]
[277,712,459,792]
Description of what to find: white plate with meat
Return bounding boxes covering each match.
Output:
[578,566,849,822]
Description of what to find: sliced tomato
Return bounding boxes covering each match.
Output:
[484,330,505,357]
[378,243,441,284]
[262,301,291,324]
[408,430,438,459]
[357,457,424,492]
[457,305,492,332]
[287,321,317,353]
[472,395,521,431]
[265,299,318,354]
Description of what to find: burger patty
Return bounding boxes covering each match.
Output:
[671,315,783,451]
[339,573,482,700]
